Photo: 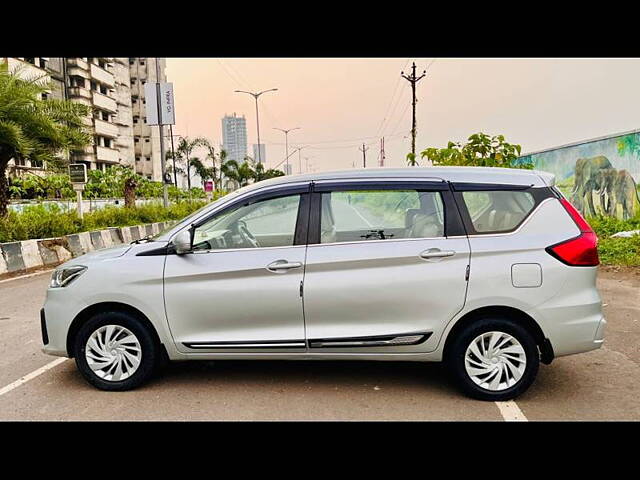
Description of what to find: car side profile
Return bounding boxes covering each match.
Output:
[41,167,605,400]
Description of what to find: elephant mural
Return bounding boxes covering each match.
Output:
[595,168,617,215]
[571,155,613,216]
[614,170,639,219]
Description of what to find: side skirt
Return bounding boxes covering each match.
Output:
[308,332,432,348]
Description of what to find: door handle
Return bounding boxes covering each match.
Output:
[420,249,456,259]
[266,260,303,272]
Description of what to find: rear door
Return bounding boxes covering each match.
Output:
[302,180,471,353]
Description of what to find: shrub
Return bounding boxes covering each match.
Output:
[588,214,640,266]
[0,200,209,243]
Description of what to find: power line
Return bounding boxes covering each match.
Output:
[376,58,411,138]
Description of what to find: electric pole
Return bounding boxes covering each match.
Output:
[359,143,369,168]
[379,137,385,167]
[401,62,426,165]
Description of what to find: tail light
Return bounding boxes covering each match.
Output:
[546,198,599,266]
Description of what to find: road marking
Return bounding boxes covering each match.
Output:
[0,269,53,284]
[495,401,528,421]
[0,358,67,398]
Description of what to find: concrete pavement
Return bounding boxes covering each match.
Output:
[0,267,638,420]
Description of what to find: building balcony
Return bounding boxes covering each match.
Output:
[67,58,89,70]
[68,86,92,100]
[96,145,119,163]
[90,63,115,87]
[92,92,117,113]
[94,119,119,138]
[71,145,95,163]
[67,66,90,79]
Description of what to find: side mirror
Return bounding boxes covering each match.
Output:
[172,229,192,255]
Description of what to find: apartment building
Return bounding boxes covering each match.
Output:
[3,57,168,181]
[222,113,248,163]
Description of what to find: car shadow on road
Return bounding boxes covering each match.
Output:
[151,359,457,393]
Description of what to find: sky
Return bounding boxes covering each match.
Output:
[166,58,640,174]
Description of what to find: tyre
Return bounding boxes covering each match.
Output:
[73,311,158,391]
[446,317,540,401]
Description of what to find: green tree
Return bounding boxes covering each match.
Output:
[420,133,530,169]
[0,63,91,216]
[221,158,255,189]
[173,136,208,190]
[253,161,285,182]
[188,157,215,187]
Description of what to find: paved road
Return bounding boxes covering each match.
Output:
[0,267,638,421]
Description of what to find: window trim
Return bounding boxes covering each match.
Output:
[452,186,554,236]
[189,185,312,251]
[307,181,465,245]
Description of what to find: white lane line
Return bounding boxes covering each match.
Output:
[0,358,67,398]
[495,401,528,421]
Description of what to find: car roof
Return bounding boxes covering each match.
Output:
[244,166,555,193]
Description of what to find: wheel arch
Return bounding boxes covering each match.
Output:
[442,305,554,364]
[66,302,167,360]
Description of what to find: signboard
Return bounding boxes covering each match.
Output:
[144,82,176,125]
[204,180,214,192]
[68,163,87,184]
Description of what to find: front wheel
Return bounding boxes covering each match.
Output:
[446,317,540,401]
[73,312,158,391]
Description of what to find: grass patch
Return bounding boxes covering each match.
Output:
[588,215,640,267]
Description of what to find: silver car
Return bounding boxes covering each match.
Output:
[41,167,605,400]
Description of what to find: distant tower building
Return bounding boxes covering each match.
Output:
[221,113,247,163]
[253,144,266,164]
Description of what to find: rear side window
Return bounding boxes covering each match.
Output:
[320,190,445,243]
[461,190,536,233]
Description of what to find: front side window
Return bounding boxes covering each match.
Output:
[461,190,535,233]
[192,194,301,251]
[320,190,445,244]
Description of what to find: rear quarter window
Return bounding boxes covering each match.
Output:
[461,190,536,234]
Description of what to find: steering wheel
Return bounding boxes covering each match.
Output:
[236,220,260,248]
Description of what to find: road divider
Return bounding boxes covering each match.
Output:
[0,221,175,280]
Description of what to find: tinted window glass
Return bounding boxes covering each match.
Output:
[462,190,535,233]
[193,194,301,250]
[320,190,444,243]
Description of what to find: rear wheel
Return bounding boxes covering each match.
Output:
[73,311,157,391]
[446,317,540,401]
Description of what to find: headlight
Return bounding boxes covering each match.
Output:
[50,265,87,288]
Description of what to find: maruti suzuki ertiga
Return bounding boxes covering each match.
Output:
[41,167,605,400]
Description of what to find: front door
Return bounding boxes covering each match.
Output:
[164,188,310,352]
[302,182,470,353]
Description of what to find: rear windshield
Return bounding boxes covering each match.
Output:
[460,190,536,234]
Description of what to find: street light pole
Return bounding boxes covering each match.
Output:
[235,88,278,165]
[273,127,300,174]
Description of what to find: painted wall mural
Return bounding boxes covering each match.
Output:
[518,131,640,219]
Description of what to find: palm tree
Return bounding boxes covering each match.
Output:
[221,159,255,189]
[174,136,207,190]
[0,63,91,216]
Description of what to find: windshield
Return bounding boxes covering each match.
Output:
[151,187,250,240]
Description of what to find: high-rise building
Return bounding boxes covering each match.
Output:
[2,57,168,181]
[221,113,247,163]
[252,144,266,164]
[129,57,167,181]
